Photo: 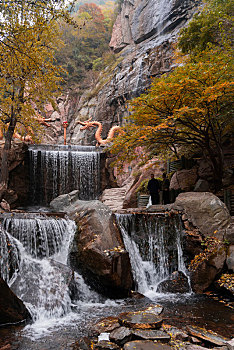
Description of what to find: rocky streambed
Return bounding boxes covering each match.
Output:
[0,294,233,350]
[74,299,234,350]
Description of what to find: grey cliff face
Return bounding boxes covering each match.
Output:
[68,0,201,145]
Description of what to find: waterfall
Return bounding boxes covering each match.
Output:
[0,225,21,283]
[116,213,190,298]
[28,145,101,205]
[0,215,100,329]
[2,215,69,259]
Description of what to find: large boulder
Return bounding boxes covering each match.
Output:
[0,277,31,325]
[66,200,133,298]
[170,167,198,191]
[190,244,227,293]
[174,192,231,239]
[157,271,190,294]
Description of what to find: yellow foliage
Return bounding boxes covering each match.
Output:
[0,1,67,144]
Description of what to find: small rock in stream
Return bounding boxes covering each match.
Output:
[118,311,163,329]
[187,326,230,347]
[92,317,120,335]
[132,329,170,342]
[94,340,120,349]
[168,327,189,341]
[109,326,132,345]
[123,340,172,350]
[144,305,164,315]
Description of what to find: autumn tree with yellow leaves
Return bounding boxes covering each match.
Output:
[110,47,233,191]
[0,0,75,198]
[110,0,233,192]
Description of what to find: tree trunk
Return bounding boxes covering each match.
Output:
[0,115,17,201]
[207,146,224,193]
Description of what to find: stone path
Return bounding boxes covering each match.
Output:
[101,187,127,211]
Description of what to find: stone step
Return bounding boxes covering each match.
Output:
[101,187,127,211]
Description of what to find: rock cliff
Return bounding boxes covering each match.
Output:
[64,0,201,145]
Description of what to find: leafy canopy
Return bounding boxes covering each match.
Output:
[109,0,234,191]
[0,0,72,143]
[178,0,233,54]
[110,47,233,163]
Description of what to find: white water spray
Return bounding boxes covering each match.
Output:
[116,213,190,298]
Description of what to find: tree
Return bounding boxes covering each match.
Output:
[55,1,114,88]
[178,0,233,55]
[0,0,72,199]
[110,47,234,191]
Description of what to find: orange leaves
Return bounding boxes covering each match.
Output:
[109,44,233,173]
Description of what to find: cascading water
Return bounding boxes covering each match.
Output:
[28,145,101,205]
[0,225,21,283]
[0,215,100,338]
[116,213,190,299]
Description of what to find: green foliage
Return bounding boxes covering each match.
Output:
[136,179,149,194]
[178,0,233,54]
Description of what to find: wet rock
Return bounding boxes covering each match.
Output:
[94,341,120,350]
[185,346,210,350]
[0,199,10,211]
[144,305,164,316]
[173,192,231,238]
[73,337,92,350]
[50,190,79,212]
[109,327,132,345]
[132,329,171,343]
[0,143,29,207]
[118,311,163,329]
[223,220,234,244]
[130,291,145,299]
[190,244,226,293]
[123,340,172,350]
[187,326,229,347]
[169,327,189,341]
[68,200,133,298]
[0,345,11,350]
[92,317,120,335]
[191,337,202,344]
[0,277,31,325]
[157,271,190,293]
[227,338,234,350]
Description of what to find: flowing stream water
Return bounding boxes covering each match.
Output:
[0,144,233,349]
[0,212,233,349]
[116,213,191,299]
